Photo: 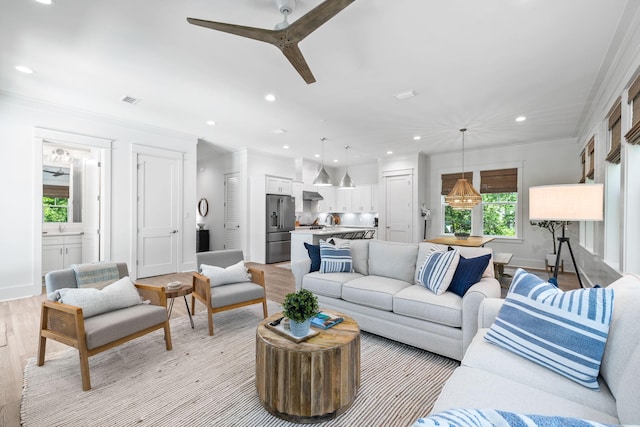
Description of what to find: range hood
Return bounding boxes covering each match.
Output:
[303,191,324,201]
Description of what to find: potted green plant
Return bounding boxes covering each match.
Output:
[282,289,319,337]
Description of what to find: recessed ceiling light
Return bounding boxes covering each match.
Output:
[283,145,289,149]
[15,65,33,74]
[206,120,216,126]
[395,90,416,100]
[413,136,421,141]
[273,128,287,134]
[35,0,53,4]
[314,154,320,158]
[333,159,339,163]
[387,151,393,155]
[265,94,276,102]
[515,116,527,122]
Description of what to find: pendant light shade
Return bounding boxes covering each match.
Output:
[446,129,482,209]
[339,145,355,189]
[313,137,332,186]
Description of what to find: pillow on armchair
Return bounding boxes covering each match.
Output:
[55,276,142,318]
[201,260,251,287]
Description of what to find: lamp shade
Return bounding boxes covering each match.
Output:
[445,178,482,209]
[529,184,603,221]
[313,166,332,186]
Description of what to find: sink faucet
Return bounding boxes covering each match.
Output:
[325,215,335,226]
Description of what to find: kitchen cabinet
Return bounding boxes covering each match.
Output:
[266,176,292,195]
[293,181,303,212]
[316,186,335,212]
[336,189,352,212]
[42,234,83,276]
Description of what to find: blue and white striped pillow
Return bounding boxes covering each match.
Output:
[416,249,460,295]
[319,241,353,273]
[485,268,614,390]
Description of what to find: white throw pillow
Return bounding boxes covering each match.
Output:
[201,260,251,287]
[416,249,460,295]
[57,276,142,318]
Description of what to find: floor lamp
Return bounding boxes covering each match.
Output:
[529,184,604,288]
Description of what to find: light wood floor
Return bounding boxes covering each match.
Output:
[0,262,577,427]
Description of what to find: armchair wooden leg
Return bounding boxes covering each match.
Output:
[79,350,91,391]
[37,336,46,366]
[207,310,214,336]
[164,320,173,351]
[262,298,268,318]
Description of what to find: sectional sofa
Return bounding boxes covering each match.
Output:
[292,240,501,361]
[427,272,640,426]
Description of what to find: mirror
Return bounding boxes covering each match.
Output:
[198,198,209,217]
[42,142,95,223]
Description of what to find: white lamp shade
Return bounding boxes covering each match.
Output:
[529,184,604,221]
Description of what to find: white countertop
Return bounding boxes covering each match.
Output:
[291,226,375,236]
[42,231,84,236]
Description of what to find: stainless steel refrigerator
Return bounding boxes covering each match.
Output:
[266,194,295,263]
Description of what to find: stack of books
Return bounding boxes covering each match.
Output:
[311,312,344,330]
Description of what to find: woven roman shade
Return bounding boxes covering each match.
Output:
[441,172,472,195]
[606,99,622,164]
[480,168,517,193]
[43,185,69,198]
[579,150,586,183]
[586,138,595,179]
[625,73,640,145]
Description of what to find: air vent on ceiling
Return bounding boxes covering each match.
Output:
[121,95,141,105]
[395,90,416,100]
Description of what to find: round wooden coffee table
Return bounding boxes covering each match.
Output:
[255,310,360,423]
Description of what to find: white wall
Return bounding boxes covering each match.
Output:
[0,93,197,300]
[429,138,579,271]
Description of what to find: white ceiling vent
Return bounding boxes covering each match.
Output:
[395,90,416,100]
[121,95,140,105]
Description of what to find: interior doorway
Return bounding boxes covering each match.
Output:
[224,172,240,249]
[384,173,413,243]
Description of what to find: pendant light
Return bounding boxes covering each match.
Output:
[338,145,355,189]
[445,128,482,209]
[313,137,332,186]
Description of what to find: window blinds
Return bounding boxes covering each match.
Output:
[441,172,472,195]
[625,73,640,145]
[606,99,622,163]
[480,168,517,193]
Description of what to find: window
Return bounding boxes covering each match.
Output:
[481,168,518,237]
[606,99,622,163]
[43,196,69,222]
[625,73,640,145]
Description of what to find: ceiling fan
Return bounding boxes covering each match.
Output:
[44,168,70,177]
[187,0,355,84]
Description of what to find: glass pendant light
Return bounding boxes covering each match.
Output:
[313,137,332,186]
[338,145,355,189]
[445,128,482,209]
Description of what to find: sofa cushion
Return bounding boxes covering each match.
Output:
[320,241,353,273]
[464,329,617,418]
[393,285,462,327]
[303,242,321,272]
[349,239,369,275]
[368,240,418,283]
[448,254,492,297]
[485,269,614,390]
[432,367,620,425]
[56,276,142,318]
[201,260,251,287]
[416,249,460,295]
[450,245,495,279]
[415,243,447,284]
[302,271,363,298]
[84,304,167,350]
[342,275,412,311]
[210,281,265,308]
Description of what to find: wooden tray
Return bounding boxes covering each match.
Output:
[265,321,319,343]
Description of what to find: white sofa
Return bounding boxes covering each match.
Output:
[430,273,640,425]
[292,240,501,361]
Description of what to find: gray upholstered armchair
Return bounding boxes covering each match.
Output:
[39,262,172,390]
[192,250,268,336]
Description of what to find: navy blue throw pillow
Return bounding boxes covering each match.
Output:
[448,254,491,297]
[304,242,321,272]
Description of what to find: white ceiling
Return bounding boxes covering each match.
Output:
[0,0,633,165]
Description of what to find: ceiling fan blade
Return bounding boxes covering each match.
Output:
[287,0,355,41]
[187,18,282,45]
[281,44,316,84]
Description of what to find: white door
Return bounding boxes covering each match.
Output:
[82,157,101,262]
[385,174,413,242]
[225,172,240,249]
[137,153,180,278]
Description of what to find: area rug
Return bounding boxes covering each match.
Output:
[22,301,458,427]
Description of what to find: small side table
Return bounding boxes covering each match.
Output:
[166,283,194,329]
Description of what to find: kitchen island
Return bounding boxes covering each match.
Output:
[290,227,376,262]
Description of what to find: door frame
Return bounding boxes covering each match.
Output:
[130,143,184,279]
[33,127,112,295]
[382,168,414,242]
